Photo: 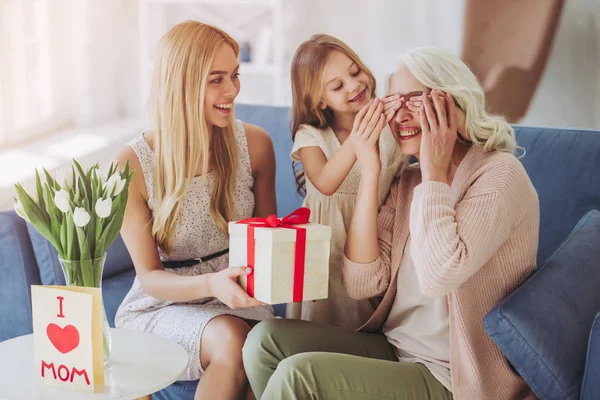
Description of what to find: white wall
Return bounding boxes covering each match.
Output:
[521,0,600,129]
[281,0,465,101]
[124,0,599,129]
[282,0,599,130]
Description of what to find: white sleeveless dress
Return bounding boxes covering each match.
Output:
[115,120,274,381]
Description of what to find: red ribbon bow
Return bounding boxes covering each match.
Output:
[236,207,311,302]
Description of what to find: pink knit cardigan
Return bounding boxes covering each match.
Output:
[343,145,540,400]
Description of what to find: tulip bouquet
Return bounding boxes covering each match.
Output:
[13,160,133,287]
[14,160,133,363]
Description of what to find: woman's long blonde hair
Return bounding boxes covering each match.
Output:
[148,21,240,253]
[290,34,376,196]
[398,47,520,154]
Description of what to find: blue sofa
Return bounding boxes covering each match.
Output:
[1,104,599,399]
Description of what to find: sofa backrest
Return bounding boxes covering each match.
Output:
[0,211,41,341]
[514,126,600,265]
[236,104,600,266]
[27,226,133,285]
[235,104,304,216]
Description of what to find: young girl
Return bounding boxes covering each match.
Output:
[114,21,276,400]
[287,34,403,330]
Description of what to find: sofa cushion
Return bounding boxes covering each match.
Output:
[0,211,41,341]
[581,312,600,400]
[153,380,197,400]
[27,225,134,284]
[514,127,600,266]
[102,268,136,327]
[484,210,600,400]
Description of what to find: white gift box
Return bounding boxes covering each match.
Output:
[229,220,331,304]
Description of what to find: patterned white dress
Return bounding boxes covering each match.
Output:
[115,120,274,381]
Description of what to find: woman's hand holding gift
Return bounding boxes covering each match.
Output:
[207,267,265,309]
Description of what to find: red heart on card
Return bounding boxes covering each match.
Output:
[46,324,80,354]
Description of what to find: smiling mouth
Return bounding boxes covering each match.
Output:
[397,128,422,140]
[214,103,233,114]
[215,103,232,109]
[349,89,366,103]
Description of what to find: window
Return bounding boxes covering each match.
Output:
[0,0,69,148]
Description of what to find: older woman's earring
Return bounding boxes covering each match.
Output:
[457,131,472,144]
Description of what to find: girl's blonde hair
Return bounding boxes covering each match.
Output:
[398,47,520,154]
[290,34,376,196]
[148,21,240,253]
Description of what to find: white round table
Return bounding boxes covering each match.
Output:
[0,328,189,400]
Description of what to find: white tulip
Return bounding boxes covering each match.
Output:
[95,198,112,218]
[104,174,126,197]
[14,200,29,222]
[73,207,91,227]
[54,189,71,213]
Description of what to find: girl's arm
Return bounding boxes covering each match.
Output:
[298,140,356,196]
[299,99,382,196]
[245,123,277,217]
[115,147,262,309]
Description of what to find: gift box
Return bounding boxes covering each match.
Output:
[228,208,331,304]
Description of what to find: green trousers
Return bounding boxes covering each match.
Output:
[243,319,453,400]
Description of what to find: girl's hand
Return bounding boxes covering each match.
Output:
[350,98,387,176]
[208,267,265,309]
[419,90,458,184]
[382,93,404,123]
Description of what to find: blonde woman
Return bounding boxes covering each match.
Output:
[287,34,403,330]
[244,47,539,400]
[114,21,276,400]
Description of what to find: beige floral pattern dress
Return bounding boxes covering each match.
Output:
[115,120,274,381]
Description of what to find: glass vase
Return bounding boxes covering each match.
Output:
[58,253,112,365]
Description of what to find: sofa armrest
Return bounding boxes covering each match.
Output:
[581,312,600,400]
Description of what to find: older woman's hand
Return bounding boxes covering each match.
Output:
[419,90,458,184]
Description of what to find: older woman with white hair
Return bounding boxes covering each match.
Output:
[243,47,540,400]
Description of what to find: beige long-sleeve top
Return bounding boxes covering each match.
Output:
[343,145,540,400]
[383,236,451,391]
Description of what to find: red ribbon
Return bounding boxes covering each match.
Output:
[236,207,311,302]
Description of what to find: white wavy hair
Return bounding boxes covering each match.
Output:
[397,47,520,154]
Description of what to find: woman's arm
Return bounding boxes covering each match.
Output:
[342,103,397,299]
[344,166,382,263]
[411,91,529,297]
[410,171,523,297]
[244,123,277,217]
[343,186,397,299]
[116,147,262,308]
[116,147,212,302]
